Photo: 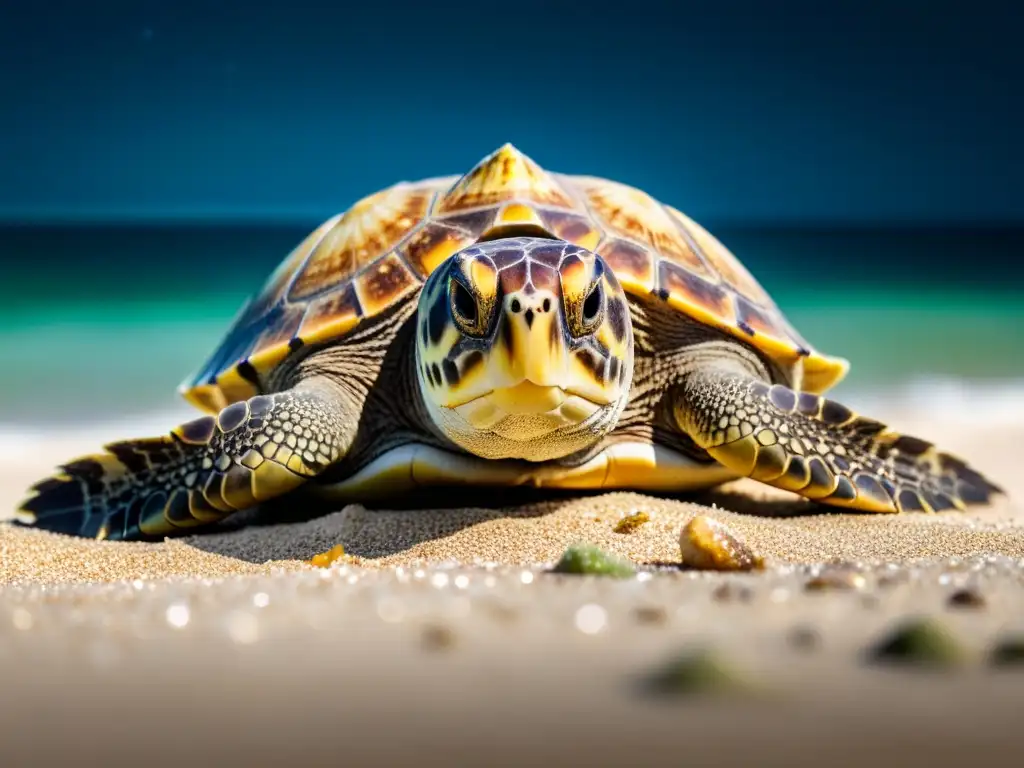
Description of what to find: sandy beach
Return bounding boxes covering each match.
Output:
[2,397,1024,766]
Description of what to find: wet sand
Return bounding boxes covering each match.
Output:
[2,408,1023,766]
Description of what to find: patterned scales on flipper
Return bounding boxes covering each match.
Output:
[677,368,1004,513]
[18,391,345,540]
[179,143,849,415]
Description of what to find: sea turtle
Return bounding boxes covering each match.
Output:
[17,144,1002,541]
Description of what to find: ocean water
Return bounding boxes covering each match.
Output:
[0,225,1021,430]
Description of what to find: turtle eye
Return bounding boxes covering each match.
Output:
[562,254,606,337]
[450,278,484,336]
[582,283,603,327]
[566,281,604,338]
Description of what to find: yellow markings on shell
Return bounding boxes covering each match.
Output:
[802,355,850,395]
[609,270,654,295]
[245,345,292,380]
[296,313,360,348]
[181,384,228,414]
[308,443,734,505]
[437,143,575,213]
[658,271,833,387]
[667,204,769,303]
[571,226,601,251]
[213,368,258,409]
[353,252,420,317]
[747,335,806,367]
[497,202,545,226]
[584,180,708,274]
[288,185,427,301]
[661,286,739,341]
[556,442,737,491]
[542,452,612,489]
[418,234,465,276]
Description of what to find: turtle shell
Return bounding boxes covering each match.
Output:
[180,144,849,413]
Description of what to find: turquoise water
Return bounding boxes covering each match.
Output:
[1,226,1021,426]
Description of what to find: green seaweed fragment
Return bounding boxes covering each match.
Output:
[866,618,968,669]
[989,636,1024,667]
[552,544,636,578]
[641,649,750,697]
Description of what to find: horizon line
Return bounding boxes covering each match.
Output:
[1,211,1022,231]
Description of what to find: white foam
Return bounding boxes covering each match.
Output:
[0,407,194,462]
[839,376,1024,426]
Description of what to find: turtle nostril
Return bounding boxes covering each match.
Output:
[542,298,551,313]
[510,298,522,313]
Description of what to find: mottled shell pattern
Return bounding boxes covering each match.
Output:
[180,144,849,413]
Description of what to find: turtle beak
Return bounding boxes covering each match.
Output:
[498,290,567,389]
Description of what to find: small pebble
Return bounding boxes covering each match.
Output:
[946,588,986,609]
[613,511,650,534]
[860,594,882,610]
[309,544,347,568]
[866,618,968,669]
[640,649,749,696]
[788,625,821,651]
[633,605,668,625]
[805,567,867,592]
[989,636,1024,667]
[551,544,636,578]
[679,516,765,572]
[877,573,908,589]
[484,602,520,624]
[712,582,754,603]
[421,624,456,651]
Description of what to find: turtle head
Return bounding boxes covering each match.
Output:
[415,237,634,462]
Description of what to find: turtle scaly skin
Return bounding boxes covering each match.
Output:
[16,145,1003,540]
[676,367,997,513]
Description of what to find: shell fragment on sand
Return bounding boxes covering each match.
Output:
[309,544,347,568]
[678,515,766,572]
[613,511,650,534]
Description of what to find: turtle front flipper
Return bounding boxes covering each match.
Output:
[16,382,349,540]
[673,366,1004,513]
